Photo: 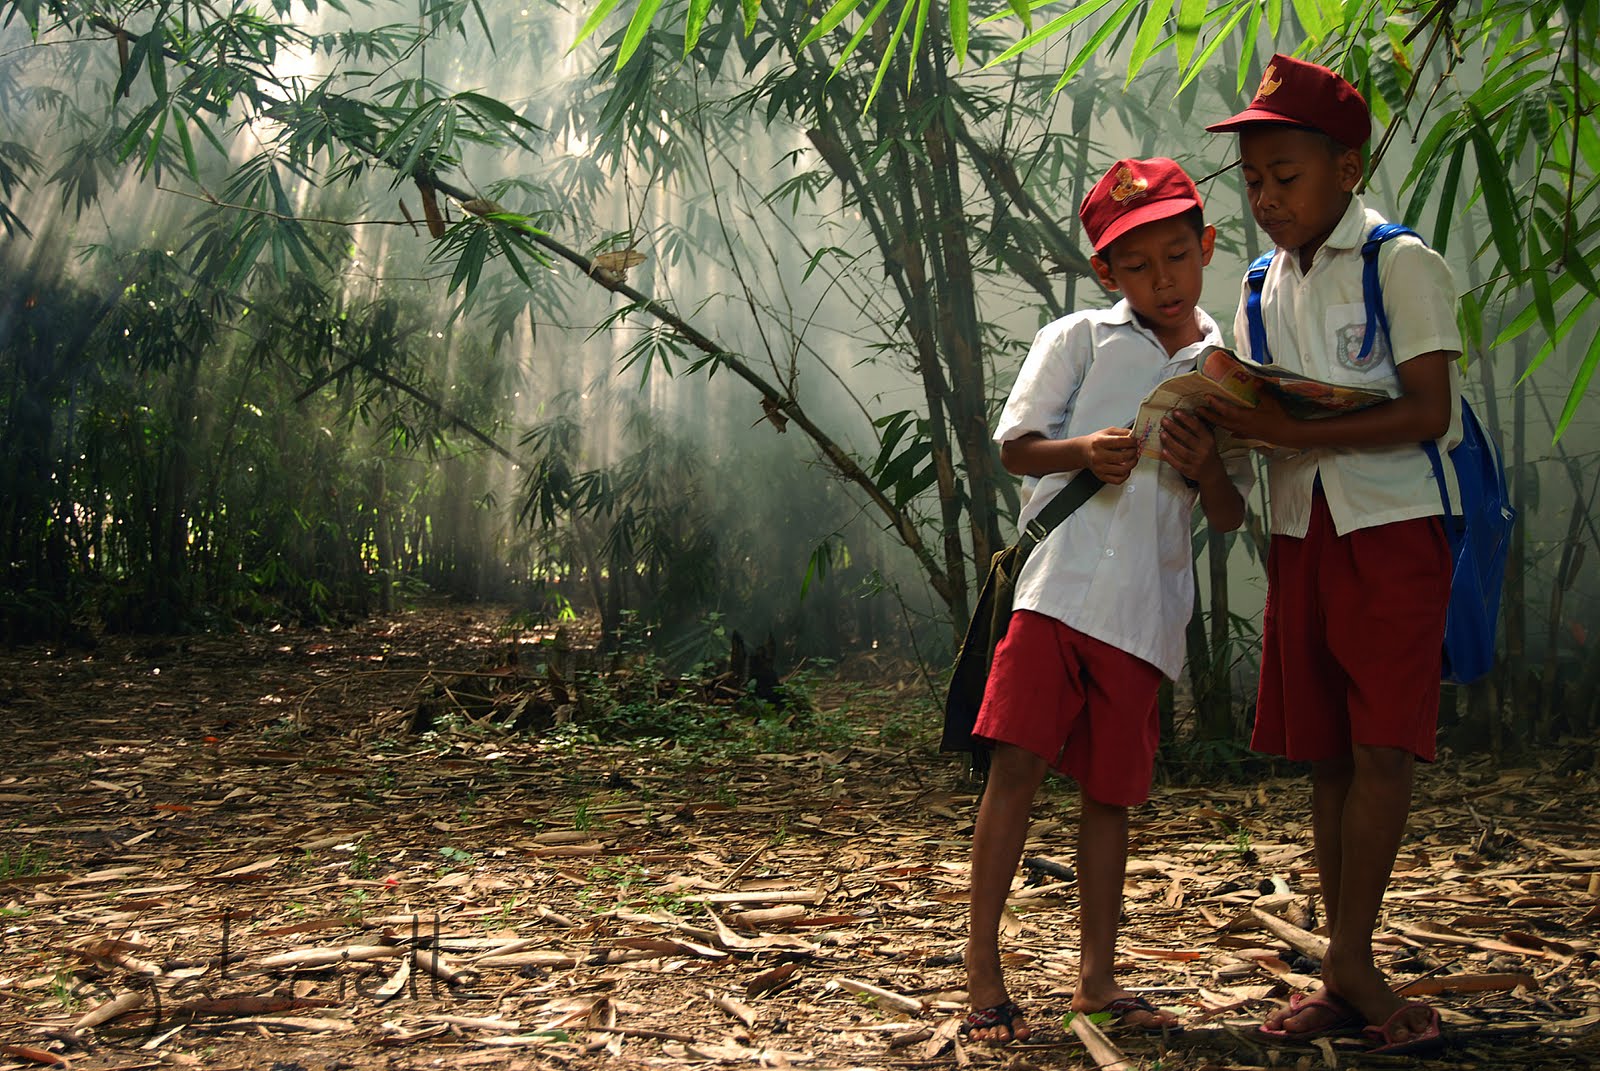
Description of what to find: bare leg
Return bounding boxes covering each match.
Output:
[1323,745,1431,1037]
[1068,791,1178,1028]
[1266,746,1430,1040]
[965,742,1048,1042]
[1263,756,1357,1035]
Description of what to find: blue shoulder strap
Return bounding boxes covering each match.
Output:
[1358,222,1419,368]
[1362,222,1460,519]
[1244,250,1276,365]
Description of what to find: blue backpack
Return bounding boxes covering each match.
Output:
[1244,223,1516,684]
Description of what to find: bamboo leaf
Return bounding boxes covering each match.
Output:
[1125,1,1170,85]
[1429,140,1465,255]
[1055,0,1145,93]
[684,0,713,53]
[1005,0,1034,35]
[986,0,1121,69]
[863,0,916,108]
[1553,313,1600,441]
[803,0,869,48]
[1466,105,1523,277]
[113,32,147,101]
[741,0,759,34]
[1527,220,1557,337]
[174,110,198,177]
[1175,0,1206,72]
[949,0,969,67]
[145,24,167,99]
[614,0,667,70]
[831,0,894,81]
[1178,4,1251,93]
[573,0,626,51]
[907,0,931,89]
[1518,291,1593,385]
[1289,0,1327,39]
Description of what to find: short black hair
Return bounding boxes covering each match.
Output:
[1096,206,1206,261]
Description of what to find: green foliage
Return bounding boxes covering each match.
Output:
[573,0,1600,434]
[0,844,49,878]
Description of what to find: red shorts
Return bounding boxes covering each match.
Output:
[973,610,1163,807]
[1253,489,1450,762]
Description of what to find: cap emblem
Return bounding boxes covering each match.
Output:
[1109,166,1149,204]
[1257,64,1283,99]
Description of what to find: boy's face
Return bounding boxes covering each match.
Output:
[1238,126,1363,255]
[1092,215,1216,336]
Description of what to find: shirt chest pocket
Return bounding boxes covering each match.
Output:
[1322,301,1394,384]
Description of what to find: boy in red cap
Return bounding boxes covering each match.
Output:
[962,157,1249,1042]
[1202,54,1459,1056]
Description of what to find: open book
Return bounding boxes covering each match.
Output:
[1133,345,1390,459]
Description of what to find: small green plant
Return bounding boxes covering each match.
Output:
[342,888,370,912]
[49,970,80,1012]
[439,846,475,870]
[348,841,376,879]
[572,798,592,831]
[0,845,49,878]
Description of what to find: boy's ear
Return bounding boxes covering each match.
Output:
[1091,254,1119,293]
[1337,147,1364,193]
[1200,225,1217,266]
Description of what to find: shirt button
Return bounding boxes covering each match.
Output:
[1125,483,1134,494]
[1105,548,1116,558]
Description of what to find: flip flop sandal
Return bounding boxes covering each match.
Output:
[1258,991,1363,1040]
[959,1000,1027,1041]
[1097,995,1183,1034]
[1364,1002,1445,1056]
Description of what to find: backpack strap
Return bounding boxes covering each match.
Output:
[1358,222,1420,368]
[1244,250,1277,365]
[1361,222,1463,520]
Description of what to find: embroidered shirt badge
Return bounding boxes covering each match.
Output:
[1334,321,1383,371]
[1110,166,1149,204]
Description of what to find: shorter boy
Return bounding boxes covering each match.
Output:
[1202,54,1461,1055]
[963,158,1249,1043]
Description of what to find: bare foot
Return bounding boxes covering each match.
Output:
[960,999,1031,1043]
[1260,989,1361,1037]
[964,944,1030,1042]
[1071,987,1180,1030]
[1321,953,1427,1039]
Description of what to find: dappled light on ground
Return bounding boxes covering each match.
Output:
[1,605,1597,1069]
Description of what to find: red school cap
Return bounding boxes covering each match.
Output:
[1078,157,1203,253]
[1204,53,1371,149]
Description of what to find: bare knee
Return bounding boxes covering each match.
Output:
[1350,743,1413,780]
[1079,792,1129,823]
[986,742,1049,791]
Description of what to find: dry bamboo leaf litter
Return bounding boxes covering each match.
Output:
[1,605,1597,1070]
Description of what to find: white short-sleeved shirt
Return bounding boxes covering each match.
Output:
[1231,196,1463,538]
[994,301,1251,680]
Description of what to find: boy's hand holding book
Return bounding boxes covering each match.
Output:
[1160,409,1229,484]
[1134,345,1387,459]
[1083,427,1138,485]
[1199,389,1299,450]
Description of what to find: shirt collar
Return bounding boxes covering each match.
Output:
[1320,194,1369,253]
[1101,298,1137,326]
[1096,300,1222,359]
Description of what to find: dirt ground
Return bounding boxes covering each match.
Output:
[2,602,1598,1070]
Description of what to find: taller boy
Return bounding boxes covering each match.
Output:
[1203,55,1459,1054]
